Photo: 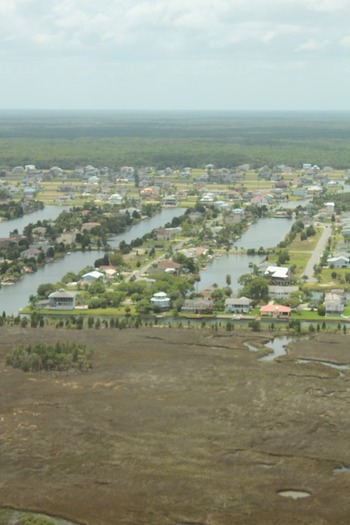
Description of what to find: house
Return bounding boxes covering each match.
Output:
[150,292,171,311]
[23,187,37,198]
[81,222,101,232]
[48,289,77,310]
[225,297,252,314]
[153,228,172,241]
[32,226,47,240]
[294,188,308,198]
[250,195,269,207]
[80,270,104,282]
[260,304,291,319]
[20,247,42,260]
[157,261,182,274]
[163,195,177,206]
[264,266,291,285]
[108,193,123,205]
[99,265,118,278]
[140,187,159,200]
[324,292,344,315]
[200,193,214,203]
[268,285,299,300]
[181,299,214,314]
[327,255,350,269]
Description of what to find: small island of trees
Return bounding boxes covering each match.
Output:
[6,341,93,372]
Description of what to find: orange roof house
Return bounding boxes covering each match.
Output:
[259,304,291,318]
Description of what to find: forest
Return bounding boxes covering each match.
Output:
[0,110,350,170]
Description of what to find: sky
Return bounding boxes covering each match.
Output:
[1,0,350,111]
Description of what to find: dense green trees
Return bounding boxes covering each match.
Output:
[6,341,93,372]
[1,111,350,169]
[239,275,269,305]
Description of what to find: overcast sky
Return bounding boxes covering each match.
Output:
[1,0,350,111]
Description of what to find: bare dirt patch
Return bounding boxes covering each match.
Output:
[1,327,350,525]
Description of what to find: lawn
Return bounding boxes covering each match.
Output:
[288,229,322,251]
[318,267,350,285]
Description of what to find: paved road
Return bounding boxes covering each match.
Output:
[302,224,332,282]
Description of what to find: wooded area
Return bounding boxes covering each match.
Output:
[1,110,350,169]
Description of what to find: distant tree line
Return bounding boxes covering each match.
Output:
[1,112,350,169]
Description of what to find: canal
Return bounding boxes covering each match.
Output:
[0,207,184,315]
[199,217,294,292]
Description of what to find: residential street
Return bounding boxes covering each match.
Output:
[302,224,332,282]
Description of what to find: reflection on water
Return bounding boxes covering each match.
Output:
[259,336,292,362]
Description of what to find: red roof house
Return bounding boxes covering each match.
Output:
[259,304,291,319]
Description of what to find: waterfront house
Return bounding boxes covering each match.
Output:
[225,297,252,314]
[150,292,171,311]
[153,228,172,241]
[163,195,177,206]
[20,247,42,260]
[80,270,104,283]
[264,266,291,285]
[268,285,299,300]
[181,299,214,315]
[260,304,292,319]
[324,292,344,315]
[48,289,77,310]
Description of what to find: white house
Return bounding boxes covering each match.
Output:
[81,270,104,282]
[327,255,350,269]
[150,292,171,311]
[264,266,291,285]
[108,193,123,204]
[324,292,344,315]
[225,297,252,314]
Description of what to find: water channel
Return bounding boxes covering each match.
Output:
[0,207,183,315]
[199,217,294,291]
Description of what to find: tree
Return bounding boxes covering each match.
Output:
[239,276,269,305]
[37,283,56,298]
[277,249,290,266]
[226,274,231,286]
[317,304,326,316]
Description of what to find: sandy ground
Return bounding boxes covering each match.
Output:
[1,326,350,525]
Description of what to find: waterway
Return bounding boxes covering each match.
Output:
[199,217,293,291]
[0,207,183,315]
[0,205,64,237]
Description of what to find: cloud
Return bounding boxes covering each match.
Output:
[1,0,350,109]
[0,0,349,60]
